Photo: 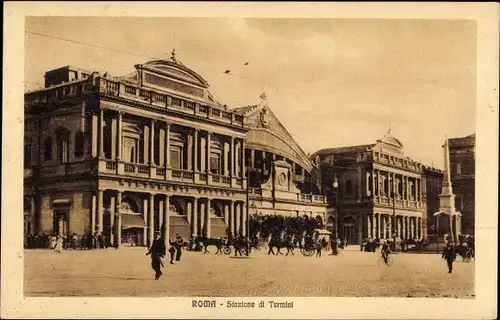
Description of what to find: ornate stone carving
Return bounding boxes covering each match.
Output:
[260,106,270,128]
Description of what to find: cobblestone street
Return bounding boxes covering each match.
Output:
[24,246,474,298]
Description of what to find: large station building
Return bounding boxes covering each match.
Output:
[312,131,443,244]
[23,54,327,247]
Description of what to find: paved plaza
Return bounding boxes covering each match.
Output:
[24,246,474,298]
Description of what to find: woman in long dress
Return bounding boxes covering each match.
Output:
[53,235,64,253]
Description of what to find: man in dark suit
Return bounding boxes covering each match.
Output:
[442,242,457,273]
[146,232,166,280]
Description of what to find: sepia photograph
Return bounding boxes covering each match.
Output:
[2,2,498,319]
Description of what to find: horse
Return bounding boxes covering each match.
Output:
[268,234,295,256]
[199,237,224,254]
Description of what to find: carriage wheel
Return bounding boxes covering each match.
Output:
[223,247,231,255]
[300,247,314,256]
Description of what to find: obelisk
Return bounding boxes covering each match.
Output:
[434,138,461,243]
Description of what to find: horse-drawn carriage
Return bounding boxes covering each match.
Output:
[198,236,257,256]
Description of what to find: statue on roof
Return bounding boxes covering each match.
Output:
[171,48,177,63]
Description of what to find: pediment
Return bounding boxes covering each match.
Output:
[243,104,313,172]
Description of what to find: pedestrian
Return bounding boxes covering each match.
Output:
[344,238,348,248]
[145,232,166,280]
[175,234,183,261]
[331,237,338,255]
[53,235,64,253]
[168,241,176,264]
[93,232,99,249]
[50,235,57,250]
[442,242,457,273]
[315,240,322,257]
[71,233,78,250]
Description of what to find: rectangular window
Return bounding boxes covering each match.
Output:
[456,163,462,175]
[170,147,182,169]
[210,152,220,174]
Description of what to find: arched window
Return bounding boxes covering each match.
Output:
[55,127,70,163]
[44,137,53,161]
[74,131,85,158]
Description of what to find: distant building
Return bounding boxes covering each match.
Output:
[313,130,429,244]
[448,134,475,235]
[422,166,443,237]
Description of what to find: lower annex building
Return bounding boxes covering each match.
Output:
[23,53,327,248]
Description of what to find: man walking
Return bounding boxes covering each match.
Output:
[146,232,166,280]
[442,242,457,273]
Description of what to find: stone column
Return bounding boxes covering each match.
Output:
[367,215,372,238]
[164,195,170,246]
[149,120,155,165]
[200,202,205,236]
[230,136,235,175]
[376,213,380,239]
[206,132,211,184]
[230,201,235,234]
[262,151,267,173]
[187,201,192,224]
[186,133,193,171]
[91,194,96,234]
[357,214,363,244]
[143,124,149,164]
[109,195,115,246]
[111,117,117,160]
[206,199,211,238]
[371,215,375,239]
[143,198,148,246]
[382,215,387,239]
[192,198,198,236]
[116,112,123,160]
[99,109,105,157]
[97,189,104,233]
[149,194,155,245]
[366,171,370,196]
[92,113,98,157]
[223,142,229,176]
[251,149,255,170]
[377,171,381,197]
[158,128,165,167]
[116,191,122,248]
[193,129,198,171]
[241,139,246,180]
[158,200,164,232]
[224,204,229,231]
[235,203,241,234]
[241,201,247,237]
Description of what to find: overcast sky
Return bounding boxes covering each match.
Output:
[25,17,476,168]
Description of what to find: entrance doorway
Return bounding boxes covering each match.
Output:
[53,210,68,236]
[340,216,357,244]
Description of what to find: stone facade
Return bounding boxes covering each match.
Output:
[313,130,429,244]
[24,58,326,247]
[448,134,475,235]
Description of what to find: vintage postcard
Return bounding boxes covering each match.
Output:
[2,2,498,319]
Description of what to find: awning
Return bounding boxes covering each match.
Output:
[52,199,71,206]
[121,214,146,229]
[314,228,332,235]
[170,216,191,240]
[210,217,228,238]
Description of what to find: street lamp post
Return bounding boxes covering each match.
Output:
[332,175,339,255]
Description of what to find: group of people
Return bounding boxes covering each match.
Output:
[146,233,185,280]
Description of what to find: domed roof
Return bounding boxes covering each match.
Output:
[140,58,210,89]
[378,129,404,149]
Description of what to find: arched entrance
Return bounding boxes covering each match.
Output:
[168,200,190,241]
[209,202,227,238]
[340,216,357,244]
[119,197,145,247]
